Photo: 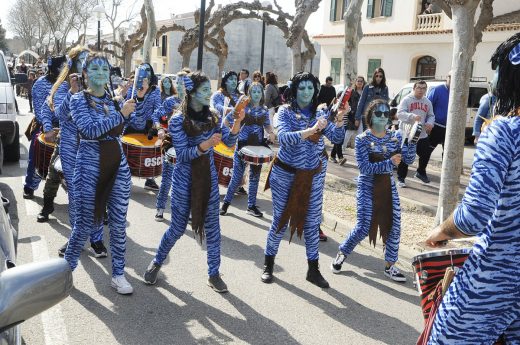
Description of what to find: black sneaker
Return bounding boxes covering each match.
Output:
[246,205,263,217]
[207,274,228,293]
[331,251,347,274]
[414,172,430,184]
[90,241,108,258]
[220,202,230,216]
[235,186,247,195]
[58,242,68,257]
[384,265,407,282]
[144,178,160,191]
[144,260,161,285]
[339,157,347,166]
[155,209,164,222]
[330,157,338,163]
[23,187,34,199]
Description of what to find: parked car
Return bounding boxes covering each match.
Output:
[0,50,24,174]
[0,189,73,345]
[390,78,488,141]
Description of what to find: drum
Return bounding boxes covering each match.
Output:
[165,147,176,165]
[121,134,162,178]
[34,132,57,179]
[239,145,274,165]
[408,121,423,145]
[412,248,471,320]
[213,141,235,186]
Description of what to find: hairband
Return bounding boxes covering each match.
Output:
[509,43,520,65]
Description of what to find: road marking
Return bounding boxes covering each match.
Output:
[30,236,70,345]
[21,177,40,216]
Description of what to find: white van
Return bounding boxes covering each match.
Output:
[0,50,21,173]
[390,79,488,142]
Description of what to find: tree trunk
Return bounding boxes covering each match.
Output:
[291,39,303,75]
[343,0,364,87]
[142,0,156,64]
[435,2,479,224]
[182,52,192,68]
[217,54,226,86]
[124,51,133,76]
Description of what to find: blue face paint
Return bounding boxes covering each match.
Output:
[86,57,110,90]
[225,75,237,93]
[249,84,263,105]
[75,51,89,72]
[141,64,152,80]
[193,81,212,107]
[162,78,171,95]
[371,103,390,132]
[176,78,185,100]
[296,80,314,108]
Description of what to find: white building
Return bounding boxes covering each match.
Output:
[314,0,520,95]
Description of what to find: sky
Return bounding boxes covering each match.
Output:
[1,0,324,39]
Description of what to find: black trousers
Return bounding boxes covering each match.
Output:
[397,137,430,180]
[330,144,343,159]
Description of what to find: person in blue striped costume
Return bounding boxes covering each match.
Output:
[153,70,189,221]
[45,46,107,257]
[65,53,136,294]
[125,62,162,191]
[22,56,66,199]
[261,72,345,288]
[425,32,520,345]
[331,99,417,282]
[219,82,276,217]
[143,71,243,293]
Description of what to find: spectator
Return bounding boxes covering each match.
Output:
[252,70,264,87]
[422,3,433,14]
[317,76,336,106]
[17,59,28,74]
[396,80,435,187]
[264,72,280,128]
[238,68,251,95]
[473,87,496,144]
[355,67,389,130]
[342,76,366,150]
[27,70,36,113]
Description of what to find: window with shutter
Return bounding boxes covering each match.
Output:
[367,59,381,80]
[382,0,393,17]
[366,0,374,18]
[161,35,167,57]
[330,0,337,21]
[331,58,341,85]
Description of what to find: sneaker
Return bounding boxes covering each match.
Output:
[144,178,160,191]
[331,251,347,274]
[319,228,328,242]
[155,208,164,222]
[247,205,263,217]
[330,157,338,163]
[397,178,406,188]
[415,172,431,184]
[90,241,108,258]
[111,275,133,294]
[58,242,68,257]
[384,265,407,282]
[207,274,228,293]
[339,157,347,166]
[143,261,161,285]
[23,187,34,199]
[235,186,247,195]
[219,202,230,216]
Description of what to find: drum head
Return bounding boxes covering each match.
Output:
[38,133,57,147]
[121,133,161,147]
[240,145,273,157]
[214,141,235,158]
[412,248,472,265]
[166,147,176,158]
[53,157,63,173]
[408,122,423,142]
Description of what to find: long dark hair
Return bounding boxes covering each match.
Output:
[491,32,520,115]
[288,72,321,114]
[370,67,387,88]
[220,70,238,95]
[179,71,211,118]
[160,76,176,96]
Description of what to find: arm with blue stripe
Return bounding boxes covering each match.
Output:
[152,97,175,125]
[70,93,123,139]
[320,108,346,144]
[355,135,394,175]
[32,78,50,124]
[453,119,514,236]
[221,121,238,147]
[169,114,200,162]
[53,83,72,123]
[39,101,55,133]
[276,106,304,146]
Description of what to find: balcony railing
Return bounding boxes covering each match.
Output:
[416,13,443,31]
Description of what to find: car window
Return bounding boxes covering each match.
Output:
[397,87,412,104]
[468,87,488,108]
[0,55,10,83]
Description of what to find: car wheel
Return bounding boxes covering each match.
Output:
[4,122,20,162]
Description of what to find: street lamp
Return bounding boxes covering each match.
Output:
[196,0,206,70]
[92,3,106,51]
[42,37,50,56]
[259,1,271,75]
[54,31,63,54]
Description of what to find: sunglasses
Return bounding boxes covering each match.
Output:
[373,111,390,118]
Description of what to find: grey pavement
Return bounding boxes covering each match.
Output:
[1,96,424,344]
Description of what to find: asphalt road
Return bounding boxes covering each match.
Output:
[1,96,424,345]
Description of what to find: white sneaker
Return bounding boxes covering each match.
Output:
[397,179,406,188]
[111,275,134,294]
[155,208,164,222]
[384,265,407,282]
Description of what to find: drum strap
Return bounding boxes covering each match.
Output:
[267,157,322,242]
[368,152,394,247]
[190,154,211,244]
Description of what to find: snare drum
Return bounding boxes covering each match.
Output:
[165,147,176,165]
[409,121,423,145]
[239,145,274,165]
[34,132,57,179]
[121,134,162,178]
[213,141,235,186]
[412,248,471,320]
